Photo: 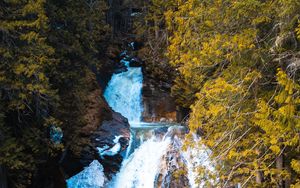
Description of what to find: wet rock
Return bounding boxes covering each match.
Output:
[156,138,190,188]
[160,117,167,122]
[60,74,130,181]
[131,41,143,51]
[79,146,95,167]
[114,66,128,74]
[71,111,130,180]
[129,57,144,67]
[142,77,179,123]
[166,126,188,139]
[154,127,169,137]
[91,112,130,178]
[114,61,128,74]
[119,50,128,59]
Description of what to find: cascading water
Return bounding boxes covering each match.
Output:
[103,53,176,187]
[109,136,171,188]
[104,59,143,122]
[67,51,215,188]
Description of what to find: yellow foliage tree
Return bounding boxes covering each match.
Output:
[163,0,300,187]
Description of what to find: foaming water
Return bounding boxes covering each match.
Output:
[104,59,143,122]
[108,136,171,188]
[66,160,105,188]
[108,126,215,188]
[182,136,215,188]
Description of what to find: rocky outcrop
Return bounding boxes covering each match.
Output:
[64,110,130,180]
[91,112,130,178]
[155,128,190,188]
[142,77,180,123]
[80,112,130,172]
[60,70,130,181]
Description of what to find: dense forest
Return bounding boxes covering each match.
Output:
[138,0,300,187]
[1,0,300,188]
[0,0,113,187]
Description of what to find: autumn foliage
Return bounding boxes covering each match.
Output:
[143,0,300,187]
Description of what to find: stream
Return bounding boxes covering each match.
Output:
[66,52,214,188]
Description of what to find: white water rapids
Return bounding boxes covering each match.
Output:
[67,52,215,188]
[104,60,143,122]
[109,136,171,188]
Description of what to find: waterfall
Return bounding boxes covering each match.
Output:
[102,52,215,187]
[108,136,171,188]
[109,126,215,188]
[66,51,215,188]
[104,59,143,122]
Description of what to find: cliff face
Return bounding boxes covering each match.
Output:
[142,77,179,123]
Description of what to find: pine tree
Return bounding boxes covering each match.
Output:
[0,0,110,186]
[0,0,60,186]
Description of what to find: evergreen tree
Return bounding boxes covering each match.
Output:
[46,0,110,156]
[0,0,61,186]
[0,0,110,186]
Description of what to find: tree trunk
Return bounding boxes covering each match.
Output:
[0,165,8,188]
[276,154,284,188]
[256,171,263,185]
[154,18,159,40]
[284,160,291,188]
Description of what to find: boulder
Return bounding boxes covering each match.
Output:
[64,111,130,180]
[90,112,130,178]
[153,127,169,138]
[166,126,188,139]
[114,60,128,74]
[114,66,128,74]
[156,137,190,188]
